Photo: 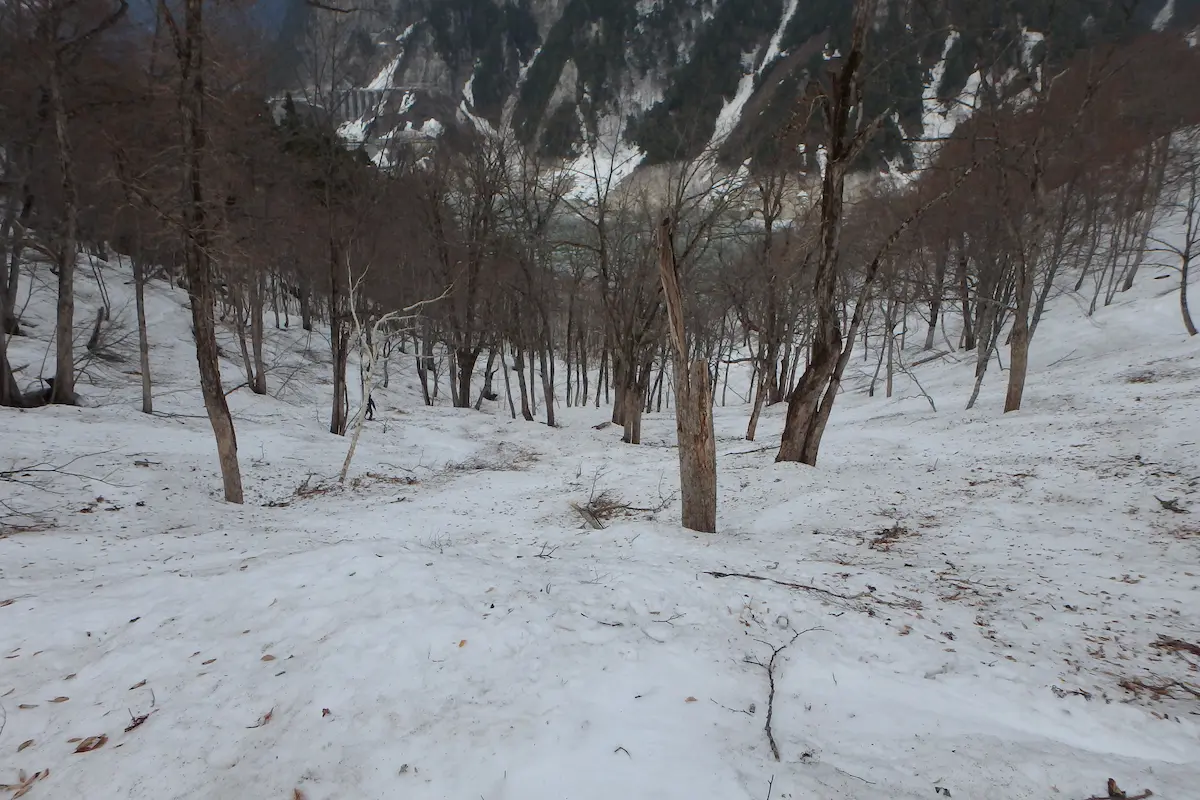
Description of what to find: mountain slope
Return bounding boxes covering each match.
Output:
[2,216,1199,799]
[274,0,1193,172]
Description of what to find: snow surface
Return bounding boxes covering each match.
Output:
[2,250,1199,800]
[1154,0,1176,32]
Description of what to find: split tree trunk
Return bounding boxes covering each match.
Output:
[658,217,716,533]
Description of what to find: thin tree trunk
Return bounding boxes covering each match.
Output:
[177,0,242,502]
[85,306,105,352]
[4,190,32,332]
[1182,251,1197,336]
[525,348,537,416]
[475,346,498,410]
[924,252,947,350]
[299,278,313,331]
[49,58,79,404]
[500,344,517,418]
[537,346,555,426]
[957,244,975,351]
[270,271,280,329]
[512,346,533,421]
[129,251,153,413]
[610,353,625,423]
[250,271,266,394]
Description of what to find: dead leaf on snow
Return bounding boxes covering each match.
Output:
[260,654,276,662]
[321,708,331,717]
[49,697,68,703]
[458,640,467,648]
[202,659,216,665]
[0,768,50,798]
[247,708,274,729]
[73,735,108,753]
[17,740,33,752]
[17,704,37,710]
[293,789,307,800]
[67,738,81,744]
[129,680,146,690]
[685,697,698,703]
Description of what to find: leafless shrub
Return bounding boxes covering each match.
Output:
[444,443,539,473]
[580,468,673,523]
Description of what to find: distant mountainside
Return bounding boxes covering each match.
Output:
[270,0,1199,172]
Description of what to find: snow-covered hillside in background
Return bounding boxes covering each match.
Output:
[1,247,1198,799]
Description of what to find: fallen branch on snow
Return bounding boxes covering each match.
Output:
[703,571,920,614]
[1152,635,1200,659]
[744,627,824,760]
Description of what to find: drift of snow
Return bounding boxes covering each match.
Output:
[1154,0,1176,31]
[706,67,757,151]
[762,0,801,69]
[1,240,1199,800]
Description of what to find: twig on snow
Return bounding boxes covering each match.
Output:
[744,627,825,761]
[704,571,919,613]
[1152,635,1200,659]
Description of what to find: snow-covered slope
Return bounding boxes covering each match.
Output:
[1,253,1198,800]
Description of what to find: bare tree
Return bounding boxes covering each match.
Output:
[658,216,716,532]
[159,0,243,502]
[339,266,446,482]
[1149,128,1200,336]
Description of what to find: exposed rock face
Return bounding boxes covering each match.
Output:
[276,0,1188,170]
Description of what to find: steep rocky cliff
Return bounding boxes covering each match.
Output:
[276,0,1194,171]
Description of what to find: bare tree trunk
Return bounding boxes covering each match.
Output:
[537,346,555,426]
[580,331,589,408]
[49,58,79,405]
[270,271,280,329]
[329,248,349,435]
[658,218,716,532]
[1182,250,1197,336]
[0,242,22,405]
[132,253,153,414]
[475,346,498,410]
[250,270,267,394]
[499,344,517,418]
[512,346,533,421]
[525,348,537,417]
[455,347,479,410]
[924,251,948,350]
[1123,135,1170,292]
[84,306,105,352]
[177,0,242,503]
[4,191,32,333]
[232,286,257,388]
[299,278,313,331]
[416,322,434,405]
[610,354,625,424]
[957,245,975,351]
